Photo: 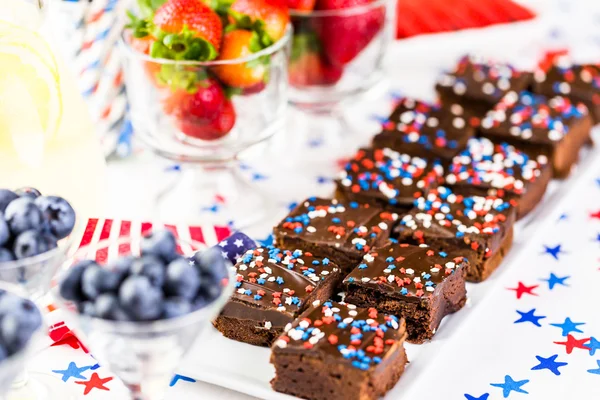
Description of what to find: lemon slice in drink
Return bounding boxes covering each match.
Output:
[0,25,62,165]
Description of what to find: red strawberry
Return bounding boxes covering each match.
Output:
[289,51,343,87]
[314,0,385,67]
[286,0,316,11]
[214,29,267,89]
[154,0,223,53]
[163,78,236,140]
[230,0,290,42]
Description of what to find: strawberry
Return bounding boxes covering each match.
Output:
[289,51,343,87]
[164,78,237,140]
[288,33,342,86]
[314,0,385,67]
[153,0,223,56]
[213,29,267,89]
[230,0,290,42]
[286,0,316,11]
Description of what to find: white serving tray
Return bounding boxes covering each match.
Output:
[179,126,600,399]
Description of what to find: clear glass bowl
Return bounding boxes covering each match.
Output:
[120,26,291,228]
[53,237,235,400]
[288,0,394,110]
[0,282,44,398]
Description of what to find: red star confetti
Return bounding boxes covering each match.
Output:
[590,210,600,220]
[554,334,591,354]
[49,323,88,353]
[75,373,113,395]
[507,282,539,299]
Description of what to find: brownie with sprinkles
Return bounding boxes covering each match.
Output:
[444,137,552,218]
[436,55,532,121]
[480,91,592,178]
[274,197,399,268]
[214,246,344,347]
[372,98,475,160]
[336,147,444,210]
[395,186,516,282]
[271,301,407,400]
[533,56,600,122]
[343,243,467,343]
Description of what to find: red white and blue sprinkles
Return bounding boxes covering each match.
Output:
[274,301,403,371]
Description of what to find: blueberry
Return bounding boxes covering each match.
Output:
[34,196,76,240]
[15,187,42,199]
[0,296,42,353]
[0,213,9,247]
[194,247,229,282]
[140,230,178,263]
[164,258,201,300]
[94,294,130,321]
[192,296,210,311]
[162,297,192,319]
[81,262,123,299]
[119,275,163,321]
[0,190,18,213]
[59,260,95,302]
[0,343,7,362]
[197,283,221,302]
[13,230,52,259]
[0,248,14,263]
[78,301,96,317]
[130,255,166,287]
[5,198,44,235]
[108,255,135,274]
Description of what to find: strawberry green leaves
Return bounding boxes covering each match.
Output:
[227,10,274,49]
[151,26,218,61]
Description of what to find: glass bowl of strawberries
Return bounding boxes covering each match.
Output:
[287,0,394,109]
[121,0,291,227]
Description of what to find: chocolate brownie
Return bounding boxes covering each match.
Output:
[372,97,475,160]
[533,56,600,122]
[214,246,343,347]
[480,91,592,178]
[271,301,407,400]
[395,186,516,282]
[336,147,444,210]
[275,197,399,268]
[444,137,552,218]
[343,244,467,343]
[436,55,532,122]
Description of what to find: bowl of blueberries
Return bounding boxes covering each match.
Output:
[54,229,235,400]
[0,188,77,301]
[0,283,43,396]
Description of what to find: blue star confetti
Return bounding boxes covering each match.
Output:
[557,213,568,222]
[550,317,585,336]
[201,204,220,213]
[585,337,600,356]
[541,273,570,290]
[587,360,600,375]
[531,354,568,376]
[251,172,268,181]
[169,374,197,387]
[52,362,91,382]
[258,233,274,247]
[514,309,546,327]
[317,176,332,184]
[464,394,490,400]
[542,244,565,260]
[308,138,324,148]
[490,375,529,398]
[595,233,600,243]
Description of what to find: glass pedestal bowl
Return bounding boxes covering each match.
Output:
[53,238,235,400]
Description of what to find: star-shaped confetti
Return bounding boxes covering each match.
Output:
[542,244,565,260]
[554,334,591,354]
[514,309,546,327]
[541,273,569,290]
[465,394,489,400]
[170,374,196,387]
[595,233,600,243]
[557,213,568,222]
[75,373,113,395]
[257,233,274,247]
[52,362,91,382]
[585,337,600,356]
[588,360,600,375]
[531,354,568,376]
[590,210,600,220]
[490,375,529,398]
[507,282,539,299]
[251,172,268,181]
[550,317,585,336]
